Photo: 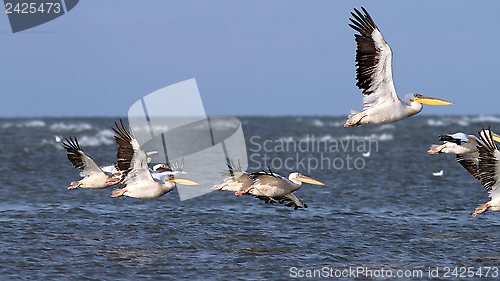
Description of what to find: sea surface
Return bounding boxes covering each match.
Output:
[2,116,500,280]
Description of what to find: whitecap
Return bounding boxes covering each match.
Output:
[293,133,393,142]
[470,116,500,123]
[50,122,94,132]
[2,120,46,129]
[311,120,324,127]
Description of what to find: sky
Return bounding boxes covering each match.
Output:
[0,0,498,117]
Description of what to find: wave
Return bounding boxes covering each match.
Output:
[426,116,500,127]
[373,124,396,131]
[76,130,115,146]
[278,133,393,142]
[50,122,94,132]
[310,119,344,128]
[2,120,46,129]
[45,129,115,147]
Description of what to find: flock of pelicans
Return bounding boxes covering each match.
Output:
[62,120,326,210]
[61,7,500,216]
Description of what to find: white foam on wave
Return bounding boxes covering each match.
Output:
[76,129,115,146]
[2,120,46,129]
[132,125,170,133]
[310,119,344,127]
[50,122,94,132]
[426,116,500,127]
[469,116,500,123]
[280,133,394,142]
[311,120,324,127]
[374,124,396,131]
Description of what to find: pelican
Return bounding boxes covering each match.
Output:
[427,132,500,180]
[344,7,453,127]
[62,135,159,190]
[62,136,121,190]
[472,128,500,216]
[213,161,325,210]
[110,120,199,199]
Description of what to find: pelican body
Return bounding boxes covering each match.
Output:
[110,120,198,199]
[344,7,453,127]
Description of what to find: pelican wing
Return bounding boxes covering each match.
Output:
[113,120,155,185]
[61,136,104,176]
[248,173,284,187]
[252,192,307,210]
[456,153,480,180]
[279,193,307,210]
[477,128,500,191]
[220,159,247,181]
[349,7,398,109]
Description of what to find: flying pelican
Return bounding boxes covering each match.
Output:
[213,161,325,210]
[344,7,453,127]
[472,128,500,217]
[62,135,159,190]
[62,136,122,190]
[427,132,500,180]
[110,120,199,199]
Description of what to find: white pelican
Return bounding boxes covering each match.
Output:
[473,128,500,217]
[110,120,199,199]
[62,135,160,190]
[428,132,500,180]
[213,161,325,210]
[344,7,453,127]
[62,136,122,190]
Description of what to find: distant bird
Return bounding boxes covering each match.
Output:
[428,132,500,180]
[473,128,500,217]
[110,119,199,199]
[213,161,325,210]
[344,7,453,127]
[362,151,370,157]
[62,136,159,190]
[62,136,122,190]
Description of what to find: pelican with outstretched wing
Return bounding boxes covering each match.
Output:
[62,136,122,190]
[473,127,500,216]
[110,120,199,199]
[344,7,453,127]
[428,131,500,180]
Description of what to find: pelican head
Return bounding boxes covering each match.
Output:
[408,93,454,106]
[289,173,325,185]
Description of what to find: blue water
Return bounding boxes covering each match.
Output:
[1,116,500,280]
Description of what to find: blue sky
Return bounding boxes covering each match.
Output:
[0,1,498,117]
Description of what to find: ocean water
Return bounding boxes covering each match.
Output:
[1,116,500,280]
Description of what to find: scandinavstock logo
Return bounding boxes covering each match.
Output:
[4,0,79,33]
[129,79,248,201]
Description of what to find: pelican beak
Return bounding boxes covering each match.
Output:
[412,95,454,106]
[297,175,326,186]
[167,178,200,185]
[181,171,189,174]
